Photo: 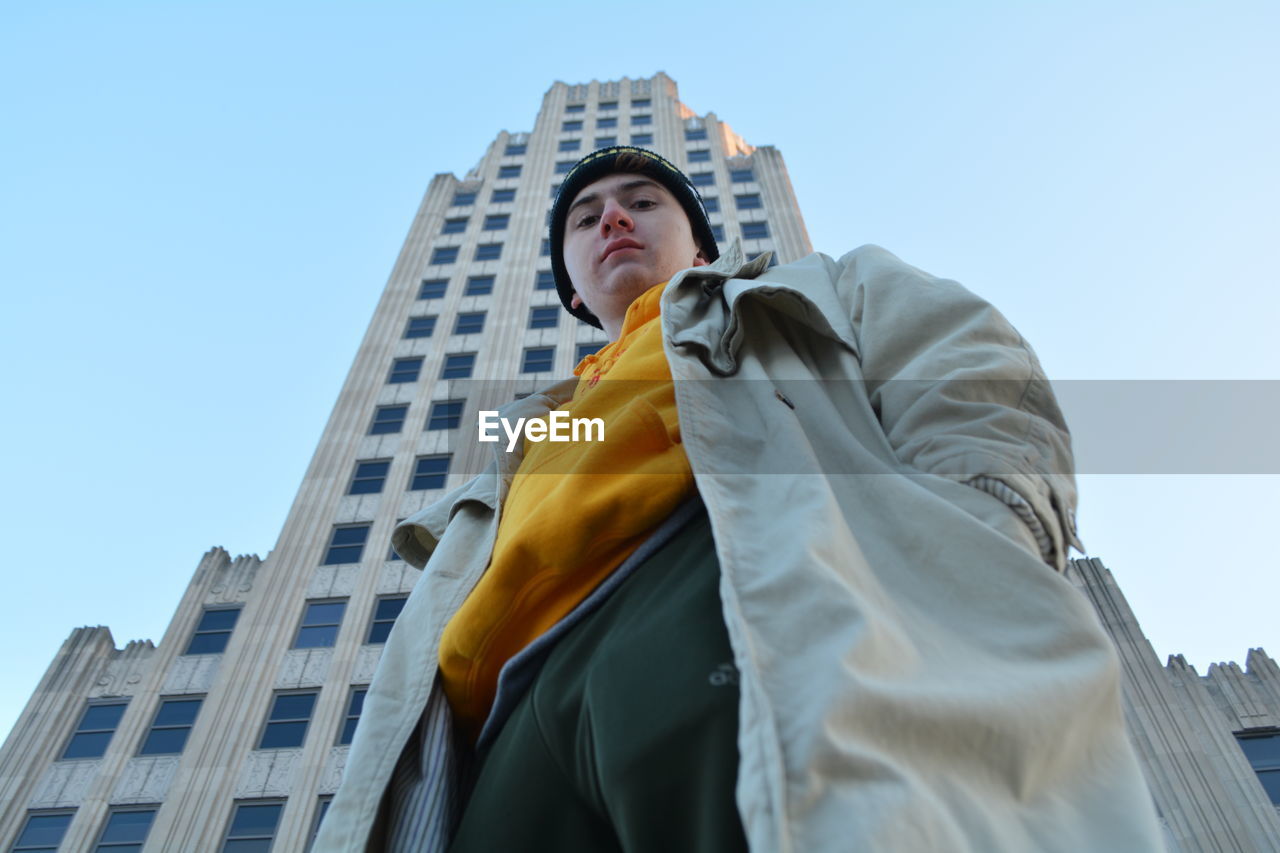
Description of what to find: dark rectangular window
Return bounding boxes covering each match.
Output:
[322,524,370,565]
[404,315,436,339]
[688,149,711,162]
[440,218,467,234]
[562,120,583,131]
[222,802,283,852]
[429,246,458,265]
[347,460,390,495]
[554,161,574,175]
[503,143,526,156]
[12,812,74,853]
[366,596,408,644]
[497,165,521,179]
[293,601,346,649]
[598,100,617,111]
[576,342,601,362]
[550,183,561,199]
[690,172,715,188]
[369,405,407,435]
[747,251,778,267]
[138,698,202,755]
[465,275,494,295]
[540,239,552,257]
[491,188,516,203]
[535,270,556,291]
[735,193,762,210]
[387,357,423,384]
[522,347,554,374]
[558,139,580,152]
[702,196,719,213]
[1237,732,1280,804]
[418,279,447,299]
[483,214,509,231]
[411,455,451,490]
[454,312,485,335]
[594,136,616,148]
[565,103,585,113]
[631,133,653,146]
[184,608,241,656]
[632,98,651,108]
[258,692,317,749]
[427,399,464,430]
[338,688,367,745]
[450,191,475,206]
[475,243,502,261]
[440,353,475,379]
[529,307,559,329]
[730,168,755,183]
[597,116,617,129]
[685,128,707,140]
[308,798,332,853]
[93,807,157,852]
[742,221,770,239]
[633,114,652,126]
[61,701,128,759]
[711,224,725,242]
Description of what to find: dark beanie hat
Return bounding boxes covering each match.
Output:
[549,146,720,328]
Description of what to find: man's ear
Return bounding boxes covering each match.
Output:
[692,250,710,267]
[570,293,584,309]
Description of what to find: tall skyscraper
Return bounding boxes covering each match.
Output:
[1,73,1276,852]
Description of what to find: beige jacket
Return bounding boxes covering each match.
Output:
[317,242,1165,851]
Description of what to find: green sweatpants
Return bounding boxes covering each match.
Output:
[448,510,749,852]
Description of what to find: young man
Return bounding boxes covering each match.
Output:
[317,148,1165,852]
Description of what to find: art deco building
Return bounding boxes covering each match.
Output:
[1,73,1277,852]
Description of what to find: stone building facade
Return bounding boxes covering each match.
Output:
[1,73,1276,851]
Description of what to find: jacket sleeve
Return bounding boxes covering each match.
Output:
[834,245,1084,570]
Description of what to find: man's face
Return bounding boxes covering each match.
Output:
[563,172,707,339]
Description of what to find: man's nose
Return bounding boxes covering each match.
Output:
[599,201,633,234]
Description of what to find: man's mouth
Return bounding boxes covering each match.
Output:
[600,239,643,262]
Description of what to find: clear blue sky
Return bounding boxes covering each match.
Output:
[3,1,1277,740]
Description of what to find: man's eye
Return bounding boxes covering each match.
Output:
[575,214,599,228]
[632,199,656,209]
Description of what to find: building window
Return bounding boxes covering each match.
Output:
[535,270,556,291]
[597,116,617,129]
[529,307,559,329]
[475,243,502,261]
[539,238,552,257]
[221,802,283,852]
[258,691,318,749]
[411,455,451,490]
[418,279,446,299]
[307,798,332,853]
[427,399,464,430]
[703,196,719,213]
[554,161,574,174]
[61,701,128,759]
[735,193,763,210]
[453,312,485,335]
[742,221,771,239]
[184,608,241,655]
[747,251,778,267]
[450,191,475,206]
[491,188,516,203]
[138,698,202,755]
[347,460,390,495]
[497,165,521,179]
[633,114,652,126]
[730,168,755,183]
[440,218,467,235]
[322,524,369,565]
[598,100,617,111]
[685,128,707,140]
[503,143,526,156]
[558,139,581,152]
[366,596,408,644]
[565,103,585,113]
[404,315,436,339]
[387,357,423,384]
[562,120,583,131]
[711,224,725,242]
[464,275,494,296]
[337,688,367,745]
[632,98,651,108]
[522,347,554,373]
[549,183,561,198]
[631,133,653,146]
[690,172,715,188]
[482,214,509,231]
[1236,731,1280,804]
[369,405,407,435]
[688,149,711,163]
[429,246,458,265]
[293,601,346,649]
[12,812,74,853]
[440,353,475,379]
[594,136,616,148]
[93,807,157,853]
[576,342,601,362]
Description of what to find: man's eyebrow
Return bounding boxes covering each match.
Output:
[566,178,663,217]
